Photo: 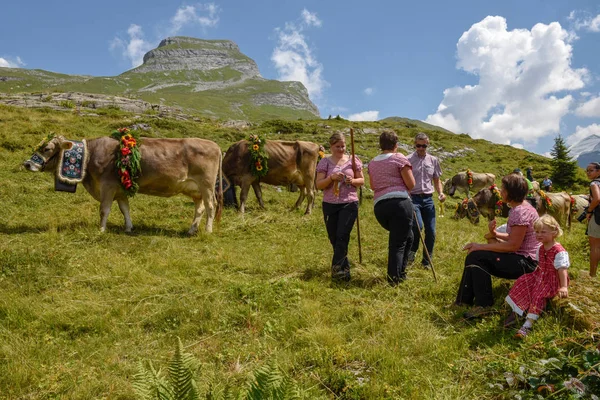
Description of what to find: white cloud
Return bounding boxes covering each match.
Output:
[566,124,600,146]
[364,87,374,96]
[575,95,600,117]
[110,24,154,68]
[301,9,322,27]
[542,151,552,158]
[347,110,379,121]
[170,3,220,34]
[271,10,328,98]
[511,143,524,149]
[425,16,587,146]
[0,56,25,68]
[570,11,600,32]
[111,4,220,68]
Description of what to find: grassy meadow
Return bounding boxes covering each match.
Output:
[0,104,599,399]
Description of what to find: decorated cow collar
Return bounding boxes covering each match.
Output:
[56,139,89,184]
[466,168,473,189]
[538,189,553,208]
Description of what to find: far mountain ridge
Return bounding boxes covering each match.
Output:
[568,134,600,168]
[0,36,318,121]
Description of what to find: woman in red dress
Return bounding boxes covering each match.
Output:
[504,214,570,338]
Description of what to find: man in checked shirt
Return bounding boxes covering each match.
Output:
[407,132,446,268]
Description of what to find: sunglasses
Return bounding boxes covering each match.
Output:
[415,144,428,148]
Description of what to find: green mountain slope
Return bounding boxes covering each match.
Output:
[0,36,319,121]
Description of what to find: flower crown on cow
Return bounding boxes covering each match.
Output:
[33,133,57,153]
[490,184,503,216]
[248,134,269,178]
[111,127,142,196]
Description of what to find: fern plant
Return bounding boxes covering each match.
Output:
[134,339,304,400]
[134,337,200,400]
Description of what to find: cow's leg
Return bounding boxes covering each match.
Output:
[99,189,117,233]
[189,191,214,235]
[293,186,306,211]
[252,181,265,209]
[239,182,251,214]
[116,198,133,232]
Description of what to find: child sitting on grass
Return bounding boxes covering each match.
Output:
[504,214,570,338]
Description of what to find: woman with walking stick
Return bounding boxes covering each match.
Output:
[316,132,364,282]
[368,130,415,286]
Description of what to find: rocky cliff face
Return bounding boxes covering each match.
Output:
[134,37,261,79]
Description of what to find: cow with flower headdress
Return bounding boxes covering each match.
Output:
[222,137,321,214]
[23,131,223,235]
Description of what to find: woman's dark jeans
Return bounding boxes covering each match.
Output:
[456,250,537,307]
[322,201,358,279]
[374,197,414,284]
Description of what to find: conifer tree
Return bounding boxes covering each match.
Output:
[550,134,578,189]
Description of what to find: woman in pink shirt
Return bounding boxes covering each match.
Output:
[456,173,539,318]
[367,130,415,285]
[316,133,364,282]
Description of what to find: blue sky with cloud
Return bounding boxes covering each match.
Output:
[1,0,599,156]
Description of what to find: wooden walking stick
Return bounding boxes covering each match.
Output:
[350,128,363,264]
[412,208,438,282]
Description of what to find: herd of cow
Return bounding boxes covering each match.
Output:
[448,173,588,229]
[22,133,588,234]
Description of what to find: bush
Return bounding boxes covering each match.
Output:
[59,100,75,109]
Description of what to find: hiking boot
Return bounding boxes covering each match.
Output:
[514,326,531,339]
[331,265,350,282]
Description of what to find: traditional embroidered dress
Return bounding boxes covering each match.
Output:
[506,243,570,320]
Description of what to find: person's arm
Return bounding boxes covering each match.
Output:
[464,225,527,253]
[316,171,334,190]
[587,184,600,218]
[349,169,364,187]
[401,166,415,191]
[557,268,568,298]
[433,176,446,202]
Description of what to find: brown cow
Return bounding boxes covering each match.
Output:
[23,135,222,234]
[223,139,320,214]
[455,187,573,228]
[443,171,496,198]
[536,191,572,228]
[453,186,511,224]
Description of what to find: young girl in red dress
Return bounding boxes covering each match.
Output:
[504,214,570,338]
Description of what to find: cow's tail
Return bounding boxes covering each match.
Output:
[216,150,223,223]
[568,194,573,230]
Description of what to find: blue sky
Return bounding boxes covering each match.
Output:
[1,0,600,157]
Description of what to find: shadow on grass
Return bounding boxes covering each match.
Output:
[112,223,191,238]
[0,221,93,234]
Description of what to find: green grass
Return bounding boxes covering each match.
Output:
[0,105,598,399]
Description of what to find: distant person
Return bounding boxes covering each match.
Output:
[407,132,446,268]
[368,130,415,285]
[585,162,600,278]
[316,133,364,282]
[542,176,552,192]
[455,173,538,319]
[514,168,536,207]
[526,166,534,182]
[504,215,569,338]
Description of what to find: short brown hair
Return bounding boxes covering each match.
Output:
[329,132,345,146]
[501,173,528,202]
[379,130,398,151]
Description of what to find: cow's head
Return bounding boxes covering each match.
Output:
[443,179,455,196]
[23,134,72,172]
[453,198,480,224]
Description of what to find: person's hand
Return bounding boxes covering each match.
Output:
[344,175,353,185]
[558,286,568,298]
[438,193,446,203]
[331,172,343,181]
[587,213,592,221]
[488,219,497,234]
[463,242,482,253]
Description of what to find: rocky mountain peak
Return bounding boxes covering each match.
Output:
[133,36,261,78]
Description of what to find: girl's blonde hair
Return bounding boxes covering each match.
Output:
[329,132,345,146]
[534,214,563,238]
